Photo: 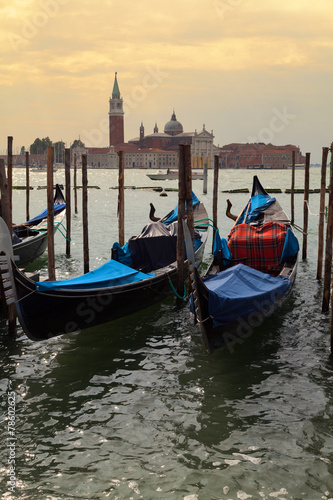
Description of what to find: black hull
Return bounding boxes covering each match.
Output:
[13,233,207,341]
[200,259,297,353]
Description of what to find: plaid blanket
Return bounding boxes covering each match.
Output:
[228,222,288,273]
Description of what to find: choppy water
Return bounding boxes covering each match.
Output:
[1,168,333,500]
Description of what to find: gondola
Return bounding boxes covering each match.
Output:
[184,176,299,353]
[0,194,208,341]
[12,184,66,266]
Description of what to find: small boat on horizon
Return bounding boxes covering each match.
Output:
[146,169,204,181]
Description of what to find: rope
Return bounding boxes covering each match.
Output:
[55,222,71,242]
[168,279,187,300]
[304,200,320,217]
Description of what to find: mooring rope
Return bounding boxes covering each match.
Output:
[168,279,187,300]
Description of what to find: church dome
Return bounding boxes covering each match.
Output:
[164,111,183,136]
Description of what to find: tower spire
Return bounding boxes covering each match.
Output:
[112,72,120,99]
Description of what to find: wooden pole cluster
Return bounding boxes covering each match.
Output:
[302,153,310,260]
[65,148,71,256]
[316,147,329,280]
[82,154,89,274]
[322,144,333,313]
[47,146,56,281]
[118,151,125,247]
[177,144,193,298]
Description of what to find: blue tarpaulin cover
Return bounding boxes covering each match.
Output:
[162,192,200,225]
[35,259,155,291]
[203,263,290,328]
[25,204,66,225]
[237,194,276,225]
[280,228,299,264]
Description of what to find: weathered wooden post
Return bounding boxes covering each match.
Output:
[74,152,78,214]
[65,148,71,256]
[7,136,13,231]
[316,147,329,280]
[184,145,194,243]
[203,158,208,195]
[302,152,310,260]
[212,155,219,252]
[25,151,30,221]
[290,150,295,225]
[118,151,125,247]
[0,158,16,335]
[82,154,89,273]
[177,145,186,298]
[322,144,333,312]
[47,146,56,281]
[0,159,11,231]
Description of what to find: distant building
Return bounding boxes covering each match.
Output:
[219,143,305,169]
[109,72,124,147]
[129,111,217,168]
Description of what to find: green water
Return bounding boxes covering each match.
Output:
[1,168,333,499]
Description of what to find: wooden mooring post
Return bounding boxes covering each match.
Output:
[316,147,329,280]
[0,158,16,335]
[25,151,30,221]
[82,154,89,274]
[7,136,13,231]
[118,151,125,247]
[290,151,295,225]
[302,152,310,260]
[74,152,78,214]
[212,155,219,252]
[322,143,333,313]
[203,158,208,195]
[47,146,56,281]
[65,148,71,256]
[177,145,186,299]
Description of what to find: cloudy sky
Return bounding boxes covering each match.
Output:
[0,0,332,162]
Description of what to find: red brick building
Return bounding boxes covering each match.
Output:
[219,143,305,169]
[109,72,124,147]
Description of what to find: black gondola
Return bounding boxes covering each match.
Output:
[184,176,299,353]
[0,195,208,341]
[12,184,66,266]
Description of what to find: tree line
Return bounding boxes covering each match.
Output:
[29,138,85,163]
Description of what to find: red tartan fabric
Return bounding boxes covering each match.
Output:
[228,222,288,273]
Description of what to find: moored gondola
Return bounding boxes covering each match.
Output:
[12,184,66,266]
[184,176,299,353]
[0,194,208,341]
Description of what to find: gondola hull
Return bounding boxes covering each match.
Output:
[184,175,299,353]
[12,236,207,340]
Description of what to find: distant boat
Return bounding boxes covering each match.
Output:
[31,166,58,172]
[146,170,204,181]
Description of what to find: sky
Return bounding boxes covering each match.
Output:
[0,0,332,163]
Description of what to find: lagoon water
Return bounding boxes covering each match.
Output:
[1,168,333,499]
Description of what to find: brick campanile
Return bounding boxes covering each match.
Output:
[109,72,124,146]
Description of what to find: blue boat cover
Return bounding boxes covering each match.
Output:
[237,194,276,225]
[203,263,290,327]
[280,228,299,263]
[35,259,155,292]
[25,204,66,225]
[212,230,232,264]
[162,192,200,225]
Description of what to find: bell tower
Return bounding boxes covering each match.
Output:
[109,72,124,146]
